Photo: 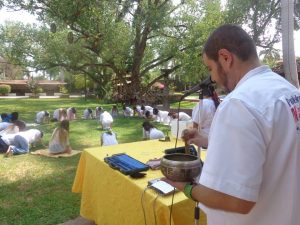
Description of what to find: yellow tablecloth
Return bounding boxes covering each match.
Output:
[72,139,207,225]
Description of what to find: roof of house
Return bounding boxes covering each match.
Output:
[0,80,66,85]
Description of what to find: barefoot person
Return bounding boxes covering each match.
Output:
[5,129,43,156]
[48,120,72,154]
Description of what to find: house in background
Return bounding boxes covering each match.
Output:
[0,79,66,96]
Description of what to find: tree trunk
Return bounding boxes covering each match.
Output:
[281,0,299,88]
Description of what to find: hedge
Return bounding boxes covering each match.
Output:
[0,84,11,95]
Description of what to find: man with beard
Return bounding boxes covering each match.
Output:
[164,24,300,225]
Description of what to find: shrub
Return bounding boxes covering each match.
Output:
[59,85,69,94]
[0,84,11,95]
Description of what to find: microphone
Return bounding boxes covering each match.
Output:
[181,76,214,99]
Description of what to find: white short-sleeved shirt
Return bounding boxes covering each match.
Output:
[178,112,191,121]
[199,66,300,225]
[36,111,47,123]
[1,133,17,145]
[156,110,170,125]
[18,129,42,144]
[192,98,216,137]
[100,111,113,129]
[143,128,165,140]
[144,106,153,111]
[123,107,133,117]
[53,109,60,120]
[0,122,12,131]
[101,132,118,146]
[83,109,92,119]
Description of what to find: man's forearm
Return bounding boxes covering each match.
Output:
[191,184,255,214]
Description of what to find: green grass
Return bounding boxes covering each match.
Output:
[0,98,172,225]
[170,100,197,109]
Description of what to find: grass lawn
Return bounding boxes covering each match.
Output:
[0,98,171,225]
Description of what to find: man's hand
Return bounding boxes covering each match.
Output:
[181,128,208,148]
[160,177,188,191]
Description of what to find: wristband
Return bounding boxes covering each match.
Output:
[183,183,195,199]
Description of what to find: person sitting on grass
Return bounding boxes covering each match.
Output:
[48,120,72,154]
[36,111,50,124]
[123,105,134,117]
[67,107,76,121]
[52,108,67,122]
[95,106,104,119]
[83,108,93,119]
[101,128,118,146]
[142,121,165,140]
[4,129,43,156]
[111,105,119,118]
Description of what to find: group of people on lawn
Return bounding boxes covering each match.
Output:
[0,93,217,157]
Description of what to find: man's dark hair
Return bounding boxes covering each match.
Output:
[71,107,76,114]
[88,108,92,114]
[10,112,19,122]
[142,121,154,131]
[44,111,50,117]
[153,108,159,115]
[203,24,258,62]
[145,111,151,118]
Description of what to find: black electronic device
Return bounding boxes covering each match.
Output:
[104,153,150,176]
[164,145,198,157]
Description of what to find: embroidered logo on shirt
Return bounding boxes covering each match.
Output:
[286,95,300,132]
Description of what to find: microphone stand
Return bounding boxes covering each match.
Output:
[194,88,204,225]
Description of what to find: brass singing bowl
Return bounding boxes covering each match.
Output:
[160,154,202,182]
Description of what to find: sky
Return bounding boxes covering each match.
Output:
[0,7,299,57]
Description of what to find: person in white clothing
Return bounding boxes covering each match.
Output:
[191,85,220,147]
[133,105,143,117]
[0,121,12,131]
[53,108,67,122]
[111,105,119,118]
[153,108,170,125]
[99,111,113,130]
[67,107,76,121]
[142,121,165,140]
[168,111,191,121]
[5,129,43,156]
[141,105,153,117]
[36,111,50,124]
[0,133,17,153]
[95,106,103,119]
[0,120,26,136]
[101,128,118,146]
[83,108,93,119]
[164,24,300,225]
[122,106,134,117]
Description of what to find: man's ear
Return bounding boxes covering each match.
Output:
[218,49,233,68]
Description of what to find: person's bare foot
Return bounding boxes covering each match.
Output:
[5,147,13,157]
